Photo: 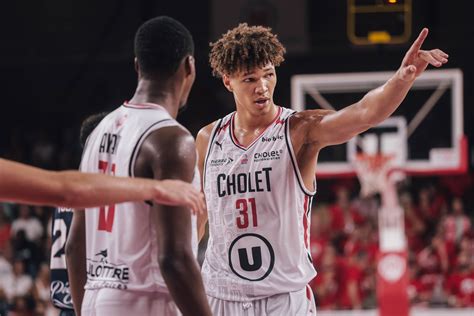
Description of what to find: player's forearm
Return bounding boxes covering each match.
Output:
[160,252,211,316]
[359,71,414,126]
[0,158,155,207]
[55,171,156,208]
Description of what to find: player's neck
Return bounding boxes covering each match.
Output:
[129,79,180,118]
[234,103,279,131]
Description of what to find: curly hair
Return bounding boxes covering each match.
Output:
[209,23,286,77]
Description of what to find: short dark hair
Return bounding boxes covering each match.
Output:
[134,16,194,79]
[209,23,286,77]
[79,112,109,148]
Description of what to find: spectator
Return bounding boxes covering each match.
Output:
[329,186,365,235]
[310,210,329,265]
[417,186,446,220]
[11,230,42,277]
[0,259,33,304]
[33,263,56,316]
[8,295,34,316]
[401,192,426,252]
[443,197,472,244]
[311,245,339,310]
[337,250,369,309]
[11,205,43,243]
[408,256,429,306]
[445,250,474,307]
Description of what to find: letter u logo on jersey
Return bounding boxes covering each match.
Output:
[228,233,275,281]
[238,247,262,271]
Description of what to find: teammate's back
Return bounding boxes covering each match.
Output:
[67,16,211,316]
[81,104,197,292]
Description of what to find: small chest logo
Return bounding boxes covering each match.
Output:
[261,135,283,142]
[215,140,223,150]
[253,149,283,162]
[210,157,233,167]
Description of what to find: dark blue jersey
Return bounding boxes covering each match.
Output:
[50,207,74,310]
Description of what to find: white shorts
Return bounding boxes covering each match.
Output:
[82,288,180,316]
[207,286,316,316]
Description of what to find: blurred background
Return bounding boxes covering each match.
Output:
[0,0,472,315]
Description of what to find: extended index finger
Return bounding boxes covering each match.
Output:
[408,28,429,55]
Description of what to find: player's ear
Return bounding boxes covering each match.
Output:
[183,55,195,78]
[223,74,233,92]
[134,57,139,74]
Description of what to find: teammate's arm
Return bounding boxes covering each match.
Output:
[299,28,448,148]
[0,158,205,212]
[136,126,211,316]
[195,122,216,242]
[65,209,86,316]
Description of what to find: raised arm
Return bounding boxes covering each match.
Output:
[195,122,216,242]
[300,28,448,148]
[0,158,205,212]
[136,126,211,316]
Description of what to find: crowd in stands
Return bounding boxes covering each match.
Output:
[309,178,474,310]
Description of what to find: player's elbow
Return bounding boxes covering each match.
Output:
[358,103,381,127]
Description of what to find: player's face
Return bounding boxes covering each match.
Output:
[224,63,277,116]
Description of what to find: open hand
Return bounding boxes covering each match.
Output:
[398,28,449,82]
[153,179,206,215]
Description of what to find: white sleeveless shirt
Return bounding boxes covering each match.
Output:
[202,106,317,301]
[80,102,199,293]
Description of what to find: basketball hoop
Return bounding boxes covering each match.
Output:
[353,153,395,198]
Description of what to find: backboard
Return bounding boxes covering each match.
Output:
[291,69,467,178]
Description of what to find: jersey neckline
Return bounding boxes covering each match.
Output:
[230,106,283,151]
[123,101,165,110]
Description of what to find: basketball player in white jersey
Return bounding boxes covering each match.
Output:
[66,17,211,316]
[0,158,204,211]
[196,24,448,315]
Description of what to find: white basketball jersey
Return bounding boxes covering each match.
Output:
[202,106,317,301]
[80,102,199,293]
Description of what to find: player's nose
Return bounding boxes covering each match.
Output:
[255,78,268,94]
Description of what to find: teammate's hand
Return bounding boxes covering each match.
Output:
[397,28,449,82]
[153,180,206,215]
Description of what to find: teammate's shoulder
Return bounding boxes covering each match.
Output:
[141,125,196,165]
[149,124,194,145]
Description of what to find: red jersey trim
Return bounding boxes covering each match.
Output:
[229,106,283,151]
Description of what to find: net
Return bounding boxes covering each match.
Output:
[353,153,395,197]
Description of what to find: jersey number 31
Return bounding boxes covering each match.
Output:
[236,198,258,229]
